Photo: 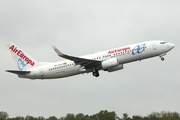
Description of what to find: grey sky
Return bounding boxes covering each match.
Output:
[0,0,180,118]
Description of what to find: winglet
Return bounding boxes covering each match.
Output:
[52,46,63,56]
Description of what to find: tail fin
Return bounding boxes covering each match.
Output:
[7,43,40,71]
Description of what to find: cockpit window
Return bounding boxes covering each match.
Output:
[160,42,166,44]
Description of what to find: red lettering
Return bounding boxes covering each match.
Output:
[27,59,32,64]
[15,49,18,54]
[108,47,130,54]
[9,45,14,51]
[17,50,22,56]
[31,62,35,66]
[9,45,35,66]
[20,53,24,58]
[22,54,26,59]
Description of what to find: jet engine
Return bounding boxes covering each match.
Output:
[101,58,119,69]
[105,64,123,72]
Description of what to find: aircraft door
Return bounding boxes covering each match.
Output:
[40,68,44,77]
[152,42,156,50]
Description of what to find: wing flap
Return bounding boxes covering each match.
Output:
[6,70,31,75]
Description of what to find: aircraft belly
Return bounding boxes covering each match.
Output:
[56,66,82,78]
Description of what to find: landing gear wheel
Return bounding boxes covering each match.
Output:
[92,69,99,77]
[160,57,165,61]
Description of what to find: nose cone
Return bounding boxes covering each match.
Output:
[168,43,175,50]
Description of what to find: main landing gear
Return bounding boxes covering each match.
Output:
[92,69,99,77]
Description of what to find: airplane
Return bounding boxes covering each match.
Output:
[6,40,175,80]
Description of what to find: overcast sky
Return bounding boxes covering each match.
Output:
[0,0,180,118]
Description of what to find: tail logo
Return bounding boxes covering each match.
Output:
[17,53,27,71]
[9,45,35,70]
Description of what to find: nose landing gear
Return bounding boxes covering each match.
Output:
[159,53,166,61]
[160,56,165,61]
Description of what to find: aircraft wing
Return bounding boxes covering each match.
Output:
[6,70,31,75]
[52,46,102,69]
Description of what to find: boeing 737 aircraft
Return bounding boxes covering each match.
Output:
[6,40,175,79]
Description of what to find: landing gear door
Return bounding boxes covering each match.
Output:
[152,42,156,50]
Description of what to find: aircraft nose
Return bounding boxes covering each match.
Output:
[167,43,175,50]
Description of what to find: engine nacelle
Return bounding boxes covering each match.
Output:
[101,58,119,69]
[106,64,123,72]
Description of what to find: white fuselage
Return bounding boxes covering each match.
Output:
[18,40,174,79]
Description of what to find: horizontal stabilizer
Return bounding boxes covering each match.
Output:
[6,70,31,75]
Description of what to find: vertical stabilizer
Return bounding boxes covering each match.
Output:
[7,43,40,71]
